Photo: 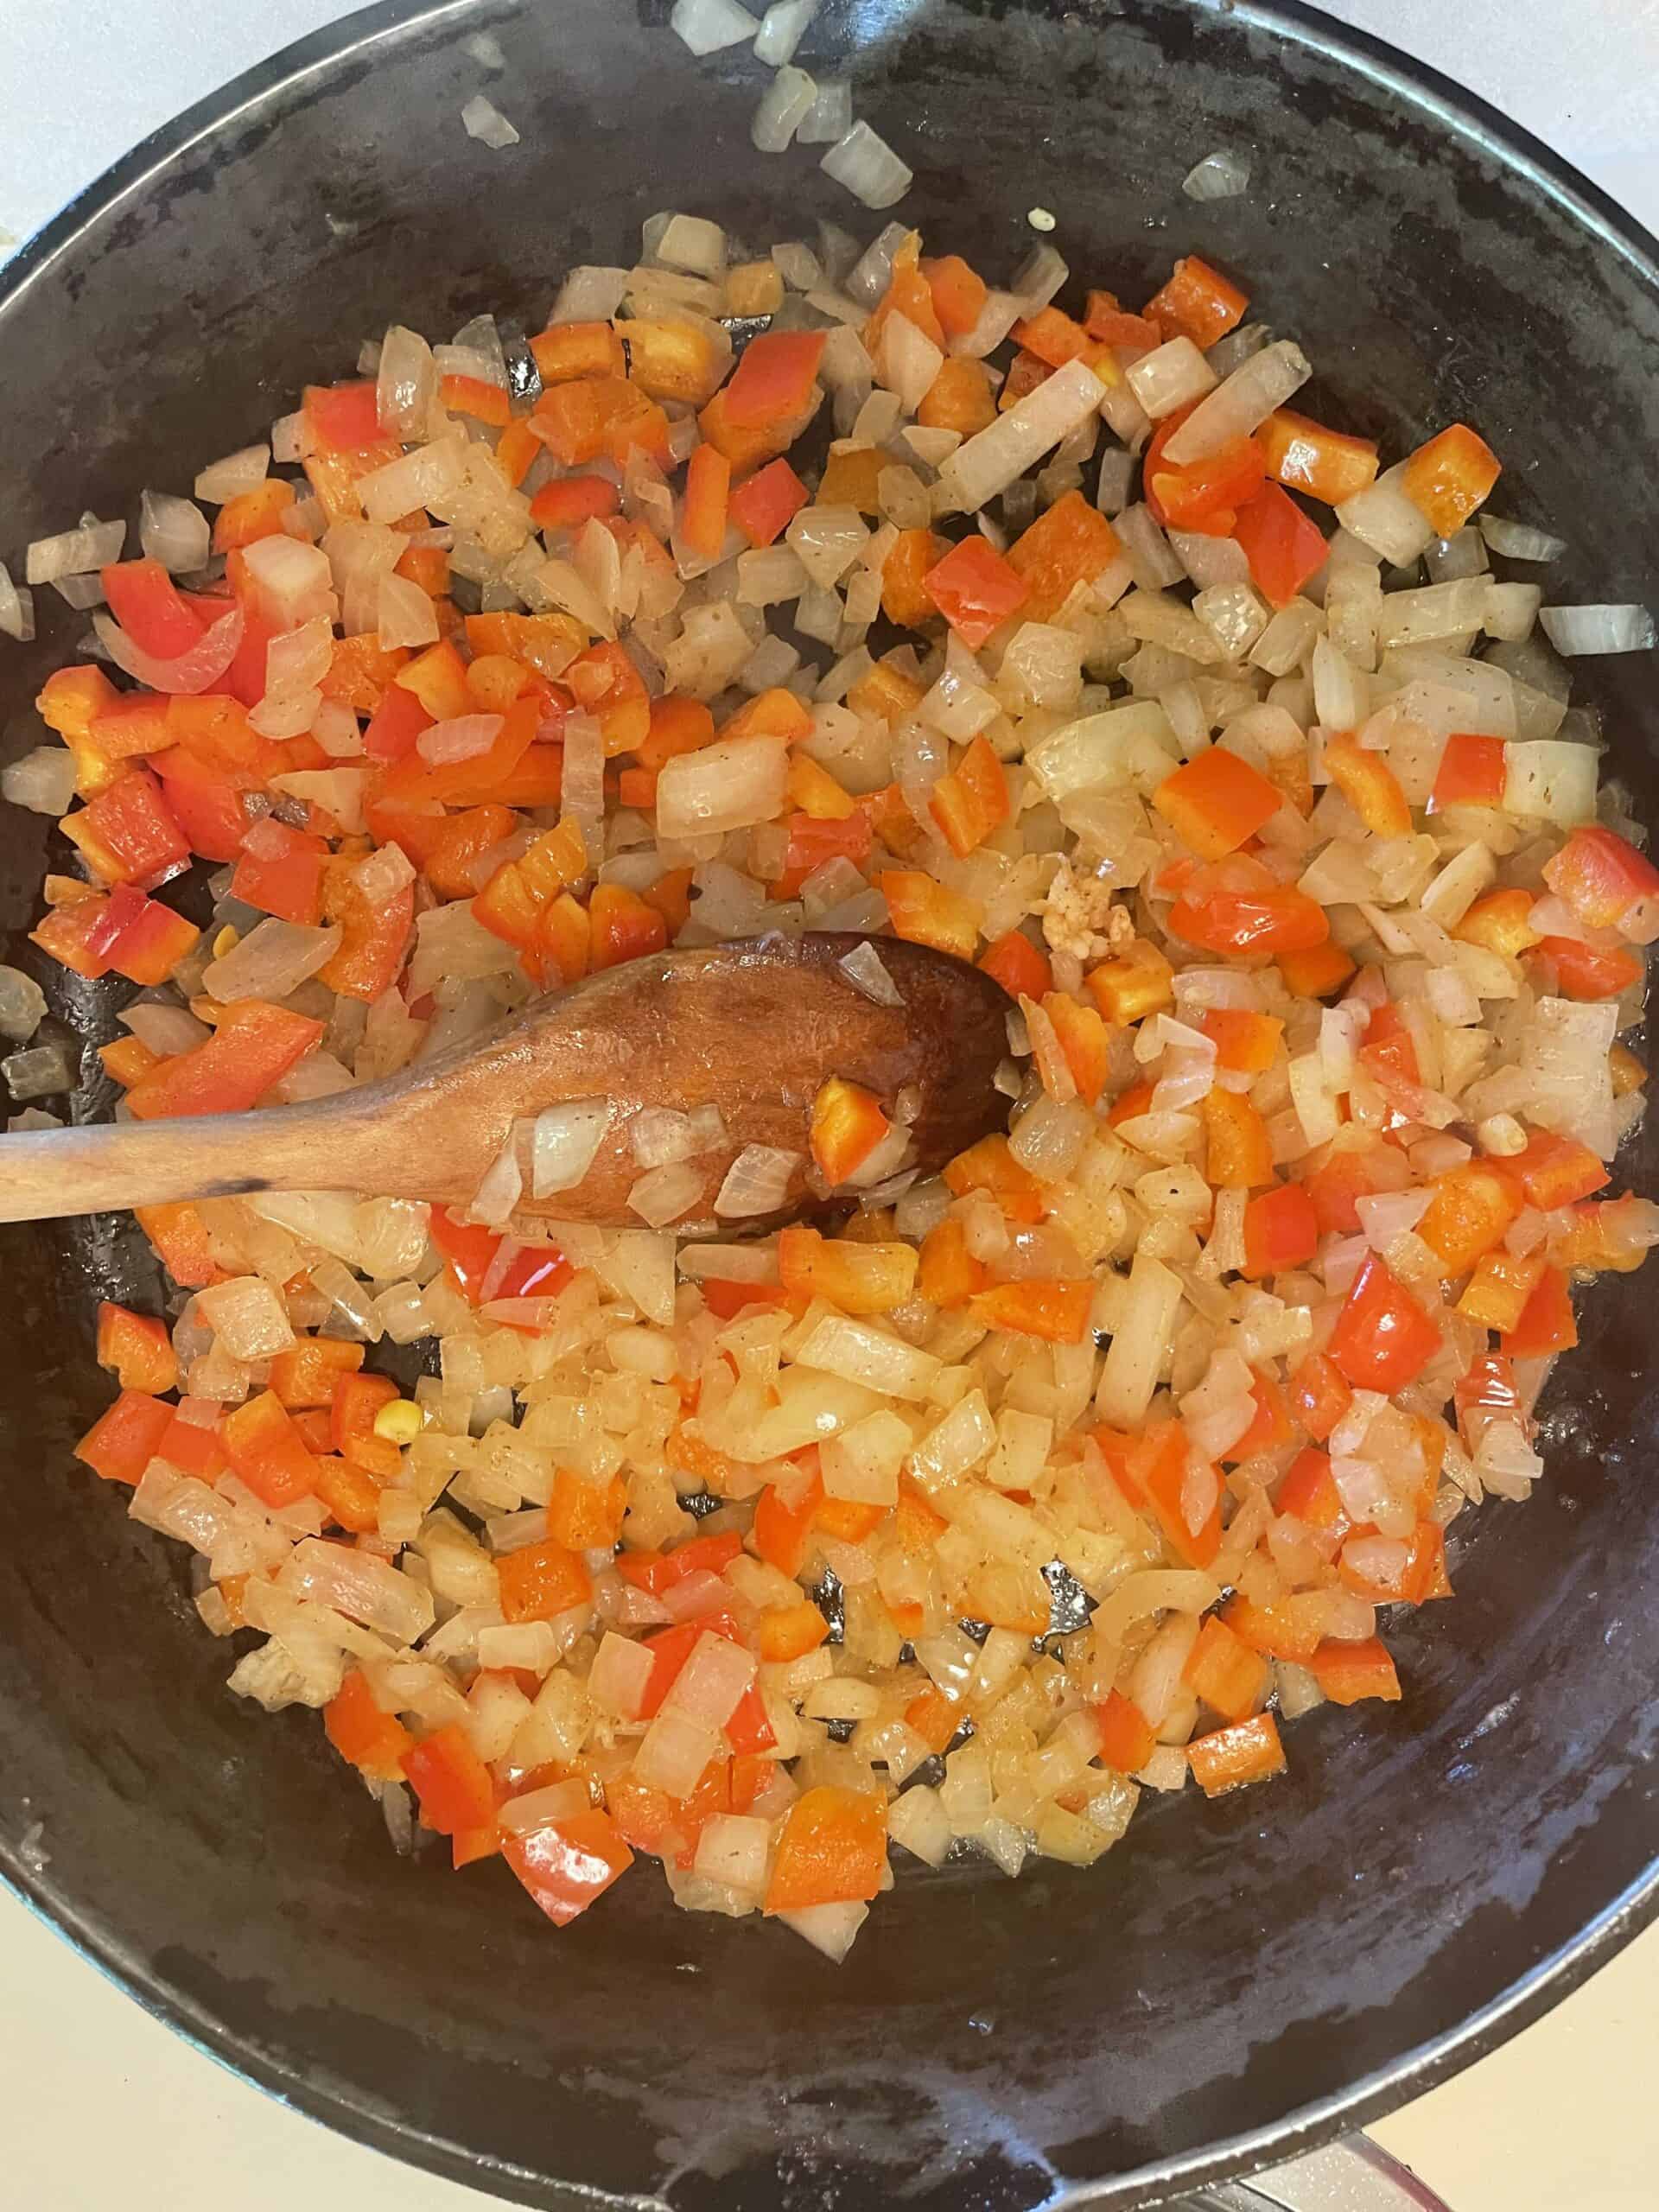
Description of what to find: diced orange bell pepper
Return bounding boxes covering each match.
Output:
[764,1783,887,1912]
[316,859,414,1003]
[1506,1129,1610,1211]
[917,359,997,437]
[755,1601,833,1664]
[1310,1637,1402,1707]
[1184,1615,1271,1725]
[1043,991,1110,1104]
[1416,1160,1523,1276]
[1002,489,1123,622]
[212,478,299,550]
[1198,1007,1284,1075]
[1201,1086,1275,1189]
[1227,1369,1295,1464]
[998,350,1052,410]
[751,1474,822,1579]
[545,1468,629,1552]
[923,534,1029,649]
[922,253,988,338]
[968,1279,1092,1344]
[504,1807,634,1926]
[497,1537,594,1624]
[942,1133,1046,1224]
[917,1217,988,1308]
[1188,1713,1286,1796]
[134,1202,218,1290]
[930,733,1009,858]
[809,1077,892,1188]
[125,1001,322,1120]
[588,882,669,970]
[95,1302,178,1395]
[817,446,888,514]
[1454,887,1541,960]
[1171,875,1330,957]
[785,754,858,822]
[1096,1690,1157,1775]
[681,442,731,566]
[849,654,928,724]
[978,928,1052,1002]
[1324,733,1413,839]
[1008,303,1091,368]
[1231,483,1329,609]
[75,1389,175,1484]
[439,372,511,426]
[1241,1183,1319,1279]
[325,1669,415,1782]
[1276,1443,1352,1535]
[722,331,827,430]
[221,1389,319,1509]
[623,316,731,406]
[1153,748,1281,861]
[1085,940,1173,1026]
[1327,1252,1441,1393]
[718,685,813,745]
[1259,410,1380,505]
[530,474,621,531]
[1123,1419,1222,1570]
[99,1034,162,1088]
[231,817,329,926]
[1401,423,1502,537]
[61,766,192,891]
[530,321,626,385]
[1222,1589,1324,1665]
[880,526,948,627]
[880,869,979,961]
[1144,411,1266,537]
[1278,940,1357,999]
[268,1336,365,1410]
[727,456,810,546]
[1143,256,1249,348]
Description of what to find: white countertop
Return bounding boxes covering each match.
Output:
[1,4,1656,2208]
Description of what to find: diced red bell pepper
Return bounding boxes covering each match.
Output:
[318,860,414,1001]
[1146,417,1267,536]
[83,880,200,986]
[136,1201,219,1288]
[101,559,207,659]
[1542,823,1659,938]
[156,756,257,863]
[727,455,810,547]
[497,1538,594,1624]
[722,331,827,430]
[764,1784,887,1912]
[1286,1354,1353,1446]
[363,678,434,763]
[428,1209,573,1305]
[1258,410,1380,506]
[303,378,385,454]
[616,1531,744,1599]
[922,535,1030,649]
[325,1669,414,1783]
[770,807,874,899]
[61,766,192,890]
[1241,1184,1319,1280]
[681,442,731,565]
[1430,733,1508,813]
[1327,1251,1441,1393]
[930,733,1010,858]
[504,1808,634,1927]
[232,817,330,925]
[1230,483,1329,608]
[124,1001,323,1121]
[1310,1637,1401,1707]
[1096,1690,1157,1775]
[1186,1713,1286,1797]
[530,474,623,531]
[74,1389,175,1484]
[220,1389,320,1509]
[752,1478,823,1580]
[1534,937,1643,1001]
[269,1336,365,1410]
[1142,256,1249,348]
[1500,1264,1578,1357]
[588,882,669,970]
[1506,1130,1610,1211]
[401,1722,497,1835]
[330,1370,403,1479]
[1400,423,1502,537]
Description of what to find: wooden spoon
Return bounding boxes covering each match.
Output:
[0,933,1014,1231]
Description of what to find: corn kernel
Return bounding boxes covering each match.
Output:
[212,925,238,959]
[372,1398,426,1446]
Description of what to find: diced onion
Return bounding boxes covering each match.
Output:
[139,490,211,574]
[1183,149,1251,201]
[796,78,853,146]
[2,747,79,817]
[753,66,817,153]
[25,517,125,584]
[531,1101,612,1197]
[194,445,270,504]
[461,95,520,148]
[936,358,1105,515]
[1478,513,1566,562]
[417,713,504,765]
[821,123,913,212]
[671,0,760,54]
[715,1145,799,1218]
[1162,340,1310,467]
[1538,604,1656,657]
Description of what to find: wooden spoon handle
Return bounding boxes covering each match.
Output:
[0,1094,404,1224]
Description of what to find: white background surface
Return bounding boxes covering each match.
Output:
[2,3,1657,2208]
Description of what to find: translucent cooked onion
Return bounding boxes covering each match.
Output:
[796,77,852,146]
[671,0,760,52]
[1478,513,1566,562]
[0,563,33,645]
[378,571,440,650]
[754,0,818,63]
[837,941,903,1006]
[753,66,817,154]
[25,517,125,585]
[461,94,520,148]
[93,600,245,696]
[715,1144,800,1217]
[1538,604,1656,657]
[2,747,79,817]
[416,713,504,766]
[531,1100,612,1198]
[194,445,270,504]
[139,490,211,574]
[1183,149,1251,200]
[936,358,1105,514]
[1162,340,1310,467]
[821,123,914,212]
[203,919,341,1003]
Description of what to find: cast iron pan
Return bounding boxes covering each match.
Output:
[1,2,1656,2206]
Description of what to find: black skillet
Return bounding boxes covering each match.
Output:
[1,2,1656,2207]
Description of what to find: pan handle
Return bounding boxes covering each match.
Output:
[1176,2134,1452,2212]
